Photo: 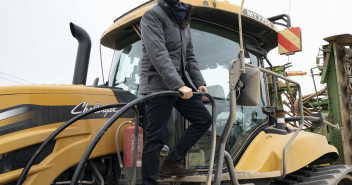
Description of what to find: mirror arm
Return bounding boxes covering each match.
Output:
[285,116,319,122]
[268,14,292,28]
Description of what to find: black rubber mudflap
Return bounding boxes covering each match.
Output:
[271,165,352,185]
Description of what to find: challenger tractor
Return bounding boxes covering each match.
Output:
[1,0,352,185]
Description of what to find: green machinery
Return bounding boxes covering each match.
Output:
[272,34,352,166]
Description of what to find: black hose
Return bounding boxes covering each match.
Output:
[16,103,127,185]
[70,91,213,185]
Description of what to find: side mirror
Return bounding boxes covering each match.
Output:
[236,67,261,106]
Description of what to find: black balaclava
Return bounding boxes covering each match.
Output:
[164,0,180,6]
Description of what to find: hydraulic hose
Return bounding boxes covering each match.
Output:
[70,91,216,185]
[16,103,127,185]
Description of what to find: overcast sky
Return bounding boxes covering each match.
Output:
[1,0,351,95]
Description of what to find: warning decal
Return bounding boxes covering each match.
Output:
[278,27,302,55]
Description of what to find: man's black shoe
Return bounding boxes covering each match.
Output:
[159,161,198,177]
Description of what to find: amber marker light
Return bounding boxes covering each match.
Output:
[286,71,307,76]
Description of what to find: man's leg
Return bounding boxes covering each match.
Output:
[142,96,178,185]
[165,96,212,163]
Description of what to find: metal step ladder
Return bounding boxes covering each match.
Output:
[163,171,281,183]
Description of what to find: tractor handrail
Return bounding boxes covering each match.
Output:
[70,91,216,185]
[213,59,242,185]
[16,103,130,185]
[246,63,304,180]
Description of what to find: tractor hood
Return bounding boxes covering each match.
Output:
[0,84,123,137]
[0,84,113,96]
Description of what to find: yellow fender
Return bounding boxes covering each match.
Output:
[235,130,338,174]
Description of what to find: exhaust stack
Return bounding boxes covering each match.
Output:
[70,22,91,85]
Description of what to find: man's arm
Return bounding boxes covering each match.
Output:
[140,10,185,91]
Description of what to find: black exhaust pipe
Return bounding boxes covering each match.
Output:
[70,22,91,85]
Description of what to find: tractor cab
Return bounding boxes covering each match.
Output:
[102,0,273,171]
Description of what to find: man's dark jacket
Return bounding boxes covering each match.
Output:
[139,0,206,94]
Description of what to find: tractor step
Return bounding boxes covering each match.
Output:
[162,170,280,183]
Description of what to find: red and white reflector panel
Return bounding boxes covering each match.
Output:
[278,27,302,55]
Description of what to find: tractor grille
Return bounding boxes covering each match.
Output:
[0,140,56,174]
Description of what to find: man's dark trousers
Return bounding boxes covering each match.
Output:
[142,96,212,185]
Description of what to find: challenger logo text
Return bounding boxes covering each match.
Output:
[71,101,117,117]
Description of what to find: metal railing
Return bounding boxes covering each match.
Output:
[246,63,305,180]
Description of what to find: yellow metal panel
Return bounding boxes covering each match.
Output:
[103,0,240,39]
[0,85,135,184]
[104,0,276,34]
[235,131,338,174]
[0,164,53,185]
[22,118,131,185]
[0,111,36,127]
[0,118,131,184]
[101,0,277,49]
[0,84,114,97]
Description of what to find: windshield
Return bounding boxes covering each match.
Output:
[108,19,268,169]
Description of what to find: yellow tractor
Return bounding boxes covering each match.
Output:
[0,0,351,185]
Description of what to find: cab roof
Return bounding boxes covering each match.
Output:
[101,0,278,51]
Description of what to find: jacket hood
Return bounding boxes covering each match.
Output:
[163,0,180,6]
[157,0,193,29]
[157,0,191,9]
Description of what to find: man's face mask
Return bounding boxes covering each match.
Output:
[164,0,180,6]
